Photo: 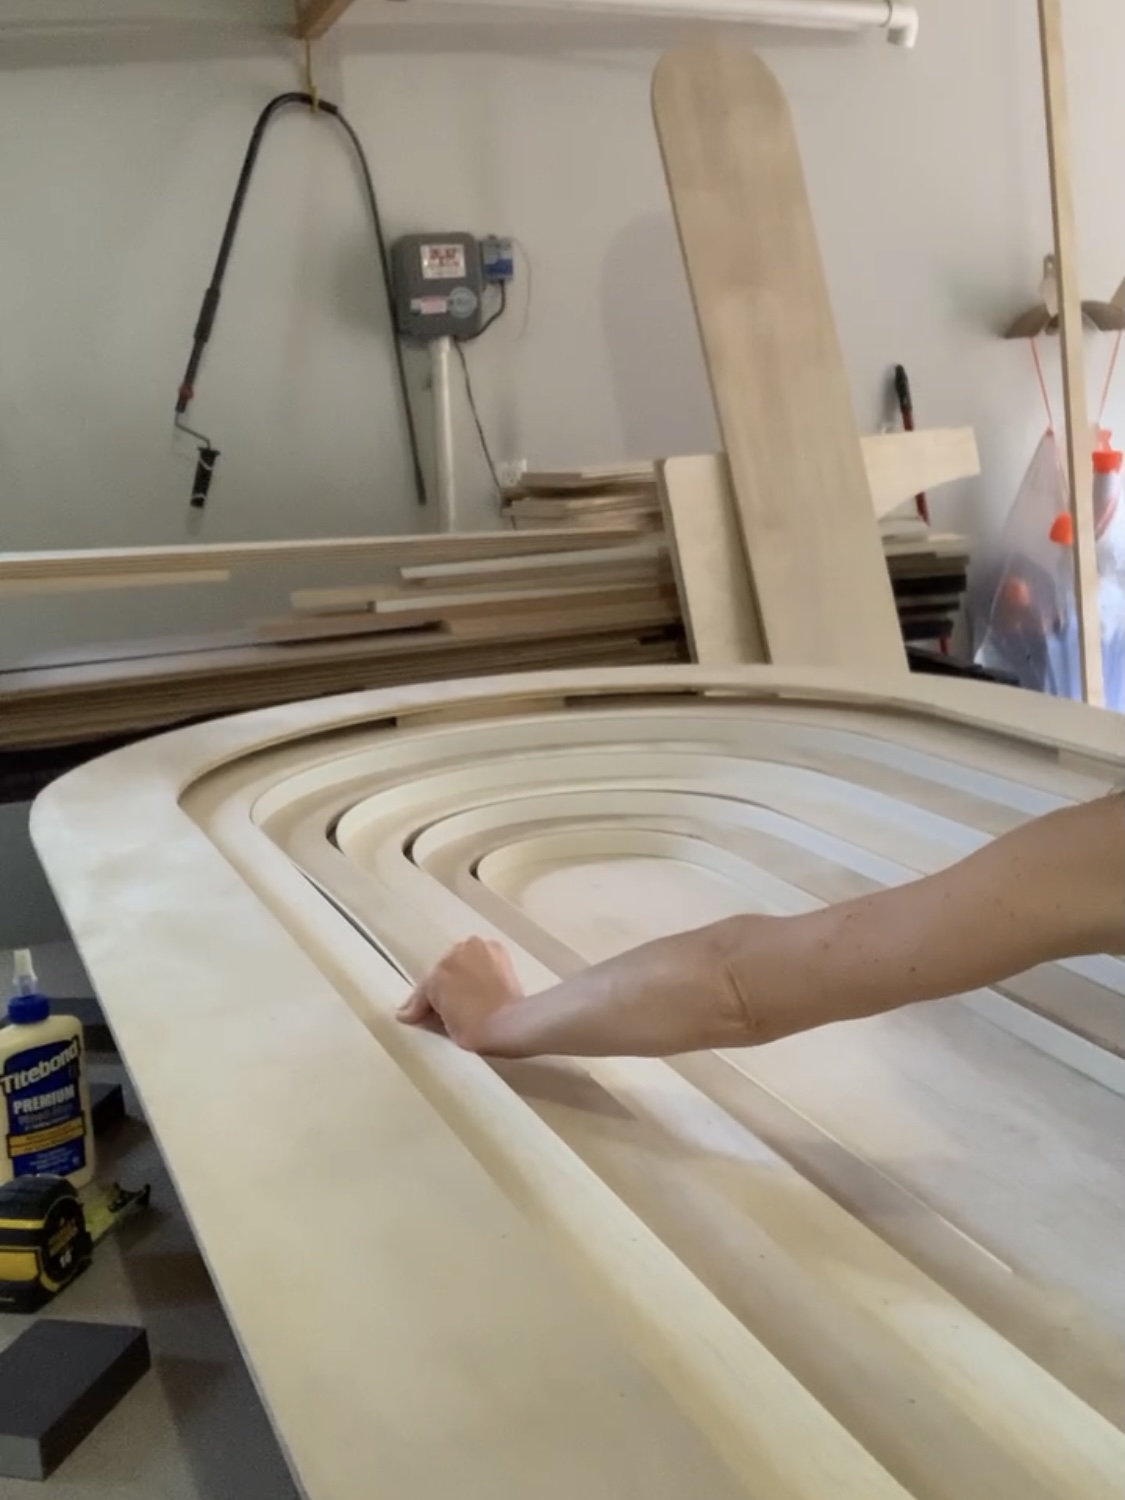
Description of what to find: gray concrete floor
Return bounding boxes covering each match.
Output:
[0,946,301,1499]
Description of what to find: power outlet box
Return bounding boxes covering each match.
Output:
[390,233,486,341]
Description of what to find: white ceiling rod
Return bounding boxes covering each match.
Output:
[397,0,920,46]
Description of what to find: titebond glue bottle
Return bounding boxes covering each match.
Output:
[0,950,94,1189]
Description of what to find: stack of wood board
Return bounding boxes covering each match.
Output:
[502,465,663,531]
[277,539,675,643]
[510,456,977,649]
[880,515,972,643]
[506,431,980,544]
[0,536,684,751]
[0,415,979,752]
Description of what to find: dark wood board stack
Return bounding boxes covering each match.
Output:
[879,516,972,644]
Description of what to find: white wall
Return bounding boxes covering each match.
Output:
[0,1,1122,663]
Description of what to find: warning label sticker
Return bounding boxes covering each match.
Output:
[420,243,466,280]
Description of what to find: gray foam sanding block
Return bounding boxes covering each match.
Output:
[0,1320,150,1480]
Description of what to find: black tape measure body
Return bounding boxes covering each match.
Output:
[0,1176,93,1313]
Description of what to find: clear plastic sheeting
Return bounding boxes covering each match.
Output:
[970,432,1125,711]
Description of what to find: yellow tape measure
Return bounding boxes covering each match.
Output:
[0,1175,149,1313]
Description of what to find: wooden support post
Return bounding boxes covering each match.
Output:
[294,0,358,39]
[1038,0,1103,706]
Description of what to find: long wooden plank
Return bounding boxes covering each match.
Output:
[401,560,669,596]
[1037,0,1102,705]
[375,581,674,617]
[0,529,642,587]
[289,580,672,617]
[443,598,680,641]
[0,569,231,598]
[653,44,905,673]
[399,541,666,582]
[252,613,436,644]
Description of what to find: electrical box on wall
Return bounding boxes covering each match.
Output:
[479,235,515,283]
[391,233,486,341]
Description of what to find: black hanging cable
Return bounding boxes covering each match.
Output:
[451,281,507,495]
[453,337,502,496]
[174,91,427,510]
[328,105,426,509]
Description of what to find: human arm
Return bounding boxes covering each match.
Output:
[396,791,1125,1058]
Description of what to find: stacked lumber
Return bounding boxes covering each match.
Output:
[0,537,684,751]
[506,461,975,647]
[275,539,677,644]
[502,465,663,532]
[0,410,980,752]
[879,514,972,644]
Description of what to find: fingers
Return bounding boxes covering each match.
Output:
[395,936,519,1034]
[395,982,433,1025]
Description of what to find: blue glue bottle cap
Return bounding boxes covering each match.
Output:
[8,992,50,1025]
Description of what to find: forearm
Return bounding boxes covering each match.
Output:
[730,792,1124,1042]
[478,923,748,1058]
[476,793,1123,1059]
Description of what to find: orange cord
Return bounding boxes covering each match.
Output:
[1030,338,1055,431]
[1096,329,1122,430]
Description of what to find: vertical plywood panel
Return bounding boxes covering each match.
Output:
[652,44,905,673]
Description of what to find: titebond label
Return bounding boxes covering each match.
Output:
[2,1036,87,1178]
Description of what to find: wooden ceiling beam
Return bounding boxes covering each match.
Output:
[294,0,360,39]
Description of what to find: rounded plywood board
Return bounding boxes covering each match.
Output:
[30,666,1125,1500]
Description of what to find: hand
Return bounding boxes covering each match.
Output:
[396,936,525,1052]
